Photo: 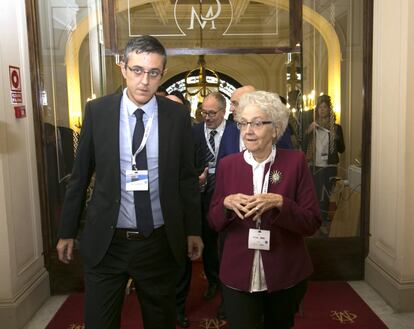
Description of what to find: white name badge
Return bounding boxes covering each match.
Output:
[248,229,270,250]
[126,170,149,191]
[208,161,216,174]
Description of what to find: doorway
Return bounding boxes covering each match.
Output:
[28,0,370,293]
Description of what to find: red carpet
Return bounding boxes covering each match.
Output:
[47,263,388,329]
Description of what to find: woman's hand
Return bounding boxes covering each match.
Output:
[307,122,318,134]
[244,193,284,221]
[223,193,252,219]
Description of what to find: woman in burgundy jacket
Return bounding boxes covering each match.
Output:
[209,91,321,329]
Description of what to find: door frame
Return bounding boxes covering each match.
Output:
[25,0,373,293]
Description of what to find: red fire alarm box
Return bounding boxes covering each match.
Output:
[14,106,26,118]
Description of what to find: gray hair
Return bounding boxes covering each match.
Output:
[238,91,290,142]
[204,92,226,111]
[123,35,167,68]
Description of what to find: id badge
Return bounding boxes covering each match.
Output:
[208,161,216,174]
[126,170,149,191]
[248,229,270,250]
[321,153,328,161]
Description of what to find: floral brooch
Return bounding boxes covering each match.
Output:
[270,170,283,185]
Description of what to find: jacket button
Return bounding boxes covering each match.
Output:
[110,225,114,230]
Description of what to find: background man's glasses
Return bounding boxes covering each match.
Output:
[200,109,223,118]
[126,65,162,79]
[237,120,273,130]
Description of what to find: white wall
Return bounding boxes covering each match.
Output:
[367,0,414,312]
[0,0,49,328]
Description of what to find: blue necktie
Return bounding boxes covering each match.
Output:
[132,109,154,236]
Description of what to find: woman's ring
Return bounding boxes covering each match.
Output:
[255,207,259,212]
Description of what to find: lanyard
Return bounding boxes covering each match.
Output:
[130,113,154,170]
[123,98,154,170]
[252,146,276,227]
[252,146,276,195]
[204,128,218,159]
[204,121,227,159]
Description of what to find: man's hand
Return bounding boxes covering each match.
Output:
[198,167,208,186]
[56,238,75,264]
[187,236,203,261]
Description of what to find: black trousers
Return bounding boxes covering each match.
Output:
[201,195,219,286]
[83,227,178,329]
[175,194,223,314]
[175,257,192,314]
[222,280,307,329]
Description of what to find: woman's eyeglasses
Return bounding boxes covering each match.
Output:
[237,120,273,130]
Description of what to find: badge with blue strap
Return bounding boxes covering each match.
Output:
[126,170,149,191]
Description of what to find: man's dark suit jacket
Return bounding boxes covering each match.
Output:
[58,92,201,267]
[192,121,240,201]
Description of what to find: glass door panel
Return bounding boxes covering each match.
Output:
[113,0,291,50]
[31,0,368,292]
[302,0,365,279]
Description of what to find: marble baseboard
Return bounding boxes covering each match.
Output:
[0,270,50,329]
[366,257,414,312]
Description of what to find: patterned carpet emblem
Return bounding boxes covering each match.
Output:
[330,310,358,324]
[199,318,227,328]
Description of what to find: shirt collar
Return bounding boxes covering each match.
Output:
[243,146,276,168]
[205,119,226,135]
[123,88,157,117]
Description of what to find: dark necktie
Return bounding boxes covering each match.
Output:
[132,109,154,236]
[205,130,217,193]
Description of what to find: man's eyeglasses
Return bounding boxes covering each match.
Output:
[126,65,162,79]
[200,109,223,118]
[237,120,273,130]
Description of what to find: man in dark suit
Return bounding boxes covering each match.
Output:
[189,92,239,319]
[229,85,256,122]
[56,35,203,329]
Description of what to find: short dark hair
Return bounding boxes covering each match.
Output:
[156,86,168,96]
[123,35,167,69]
[169,90,186,104]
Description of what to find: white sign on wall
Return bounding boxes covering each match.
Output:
[9,65,23,104]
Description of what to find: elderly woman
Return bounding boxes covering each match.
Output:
[209,91,321,329]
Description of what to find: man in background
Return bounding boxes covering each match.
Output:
[229,85,256,121]
[164,89,195,328]
[192,92,240,320]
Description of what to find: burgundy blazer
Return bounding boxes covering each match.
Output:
[209,149,321,293]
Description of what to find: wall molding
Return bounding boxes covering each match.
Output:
[0,270,49,329]
[366,257,414,312]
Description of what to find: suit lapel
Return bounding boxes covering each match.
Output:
[105,93,122,189]
[217,122,228,159]
[218,122,240,161]
[199,123,208,149]
[157,96,173,192]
